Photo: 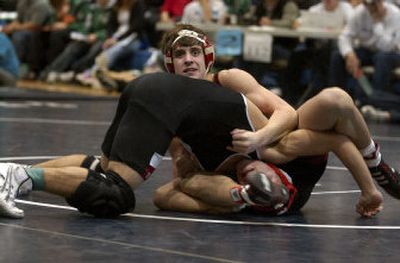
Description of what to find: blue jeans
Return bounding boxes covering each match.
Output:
[11,31,32,63]
[105,35,151,71]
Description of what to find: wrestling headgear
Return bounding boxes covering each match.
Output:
[254,164,297,215]
[239,162,298,215]
[164,29,215,73]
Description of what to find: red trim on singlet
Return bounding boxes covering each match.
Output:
[212,72,221,85]
[142,165,155,180]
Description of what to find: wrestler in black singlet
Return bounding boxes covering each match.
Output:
[102,72,327,211]
[101,72,257,179]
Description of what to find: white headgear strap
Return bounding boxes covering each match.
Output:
[172,30,206,47]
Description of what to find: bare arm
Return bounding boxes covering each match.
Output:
[2,21,41,34]
[216,69,297,152]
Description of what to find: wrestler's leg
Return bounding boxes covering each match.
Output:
[154,179,236,214]
[297,88,400,200]
[297,87,370,148]
[41,166,91,197]
[263,129,383,217]
[40,160,143,197]
[33,153,110,174]
[33,154,88,168]
[0,160,141,218]
[178,174,243,207]
[40,161,141,195]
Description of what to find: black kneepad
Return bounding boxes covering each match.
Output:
[66,170,135,218]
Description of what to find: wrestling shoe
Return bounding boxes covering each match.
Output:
[0,163,32,218]
[369,160,400,199]
[242,172,290,210]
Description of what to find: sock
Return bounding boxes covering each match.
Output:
[360,139,382,168]
[26,168,45,190]
[230,185,254,206]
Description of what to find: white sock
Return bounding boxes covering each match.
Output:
[360,139,382,168]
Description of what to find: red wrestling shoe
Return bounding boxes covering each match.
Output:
[370,160,400,199]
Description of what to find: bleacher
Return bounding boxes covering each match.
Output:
[1,1,399,102]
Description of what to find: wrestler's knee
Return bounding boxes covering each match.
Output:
[317,87,354,113]
[66,170,135,218]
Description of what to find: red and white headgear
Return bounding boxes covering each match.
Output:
[241,163,298,215]
[164,29,215,73]
[258,163,298,215]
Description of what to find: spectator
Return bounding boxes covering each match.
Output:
[255,0,299,28]
[181,0,227,24]
[235,0,300,94]
[2,0,54,79]
[223,0,252,25]
[159,0,192,23]
[361,104,400,123]
[348,0,363,8]
[76,0,149,89]
[329,0,400,99]
[44,0,82,65]
[294,0,319,10]
[143,0,163,46]
[42,0,111,83]
[0,32,19,87]
[284,0,354,105]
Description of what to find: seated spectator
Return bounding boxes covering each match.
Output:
[255,0,299,29]
[143,0,163,46]
[0,32,19,87]
[235,0,300,94]
[294,0,319,10]
[361,104,400,123]
[329,0,400,99]
[44,0,82,65]
[181,0,227,24]
[284,0,354,105]
[223,0,252,25]
[348,0,363,8]
[159,0,192,23]
[2,0,54,79]
[41,0,111,83]
[76,0,150,89]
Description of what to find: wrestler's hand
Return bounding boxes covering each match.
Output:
[228,128,261,154]
[356,190,383,217]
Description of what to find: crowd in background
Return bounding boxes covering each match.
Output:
[0,0,399,115]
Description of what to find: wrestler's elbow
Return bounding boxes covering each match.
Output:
[280,106,298,128]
